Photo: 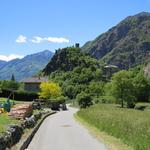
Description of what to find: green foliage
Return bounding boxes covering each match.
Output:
[55,96,68,102]
[0,113,19,132]
[0,80,20,91]
[43,47,100,75]
[133,72,150,102]
[103,82,114,97]
[76,92,93,108]
[46,47,103,102]
[77,104,150,150]
[87,81,104,97]
[108,70,136,108]
[103,68,150,106]
[95,69,103,80]
[0,89,38,101]
[93,96,115,104]
[39,82,62,100]
[62,84,76,99]
[43,46,150,107]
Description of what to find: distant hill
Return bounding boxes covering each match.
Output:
[0,60,6,69]
[0,50,53,80]
[82,12,150,69]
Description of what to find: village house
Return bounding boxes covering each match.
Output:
[22,77,48,92]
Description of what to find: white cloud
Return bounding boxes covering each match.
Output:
[30,36,69,44]
[46,37,69,43]
[16,35,27,43]
[15,35,69,44]
[0,54,24,62]
[30,36,44,43]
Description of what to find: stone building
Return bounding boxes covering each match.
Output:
[103,65,118,79]
[22,77,48,92]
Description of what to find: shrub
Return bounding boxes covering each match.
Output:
[49,96,67,104]
[93,96,115,104]
[0,89,38,101]
[39,82,62,99]
[126,95,136,108]
[76,92,93,108]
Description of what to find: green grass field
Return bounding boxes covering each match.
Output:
[0,113,19,132]
[77,104,150,150]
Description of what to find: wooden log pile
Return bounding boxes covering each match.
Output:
[9,103,33,119]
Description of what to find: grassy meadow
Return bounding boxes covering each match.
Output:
[0,113,19,132]
[77,104,150,150]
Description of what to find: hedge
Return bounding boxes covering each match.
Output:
[0,89,38,101]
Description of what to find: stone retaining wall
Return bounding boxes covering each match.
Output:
[0,111,50,150]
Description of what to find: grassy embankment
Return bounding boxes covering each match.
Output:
[76,104,150,150]
[0,113,19,132]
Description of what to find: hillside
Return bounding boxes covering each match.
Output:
[43,47,99,75]
[42,47,105,100]
[82,12,150,69]
[0,50,53,80]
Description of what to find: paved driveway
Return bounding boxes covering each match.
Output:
[28,107,107,150]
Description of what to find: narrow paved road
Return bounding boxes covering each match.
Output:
[28,107,107,150]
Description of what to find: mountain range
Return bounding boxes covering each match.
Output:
[0,60,6,68]
[1,12,150,81]
[0,50,53,80]
[82,12,150,69]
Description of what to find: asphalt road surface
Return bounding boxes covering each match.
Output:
[28,106,107,150]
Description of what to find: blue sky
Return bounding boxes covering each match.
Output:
[0,0,150,61]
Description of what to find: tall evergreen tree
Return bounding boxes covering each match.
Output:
[11,74,15,81]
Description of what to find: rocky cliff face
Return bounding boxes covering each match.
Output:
[82,12,150,69]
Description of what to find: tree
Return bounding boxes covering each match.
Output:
[39,82,62,100]
[1,80,20,91]
[78,68,94,84]
[76,92,93,108]
[110,70,136,108]
[62,84,76,99]
[95,69,103,80]
[87,81,104,97]
[11,74,15,81]
[133,72,150,102]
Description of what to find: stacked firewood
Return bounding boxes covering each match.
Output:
[9,103,33,119]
